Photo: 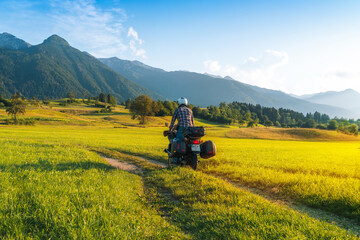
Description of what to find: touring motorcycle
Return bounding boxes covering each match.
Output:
[163,125,216,170]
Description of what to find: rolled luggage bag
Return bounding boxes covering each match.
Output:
[200,140,216,159]
[183,126,205,138]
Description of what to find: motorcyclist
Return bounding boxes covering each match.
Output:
[169,97,195,140]
[168,97,195,163]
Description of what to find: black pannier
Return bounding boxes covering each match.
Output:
[200,140,216,159]
[183,126,205,138]
[171,139,186,157]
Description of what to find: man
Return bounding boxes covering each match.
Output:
[167,97,194,164]
[169,97,195,141]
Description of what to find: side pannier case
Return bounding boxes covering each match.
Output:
[171,139,186,157]
[183,126,205,138]
[200,140,216,159]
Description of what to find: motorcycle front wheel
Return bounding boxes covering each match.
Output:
[168,157,173,168]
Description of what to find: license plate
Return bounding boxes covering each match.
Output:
[191,144,200,153]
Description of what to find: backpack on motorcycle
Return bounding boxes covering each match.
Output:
[171,139,187,157]
[183,126,205,138]
[200,140,216,159]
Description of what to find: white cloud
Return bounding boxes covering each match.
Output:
[48,0,130,58]
[127,27,146,58]
[243,57,258,63]
[128,27,143,44]
[203,60,221,72]
[203,50,289,90]
[0,0,147,59]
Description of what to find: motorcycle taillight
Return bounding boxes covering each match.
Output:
[193,140,200,144]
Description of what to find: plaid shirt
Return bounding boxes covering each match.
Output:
[169,106,194,131]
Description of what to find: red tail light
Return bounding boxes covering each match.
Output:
[193,140,200,144]
[209,151,213,153]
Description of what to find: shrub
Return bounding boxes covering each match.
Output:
[327,120,338,130]
[316,124,327,130]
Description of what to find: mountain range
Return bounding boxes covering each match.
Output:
[0,32,358,119]
[297,89,360,114]
[0,33,162,101]
[99,57,358,118]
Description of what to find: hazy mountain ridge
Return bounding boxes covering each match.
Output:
[0,33,163,101]
[298,89,360,113]
[99,57,357,118]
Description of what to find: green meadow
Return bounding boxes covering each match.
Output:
[0,104,359,239]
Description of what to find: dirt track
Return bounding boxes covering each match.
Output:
[100,153,360,237]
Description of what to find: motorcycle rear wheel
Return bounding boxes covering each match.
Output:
[190,153,198,170]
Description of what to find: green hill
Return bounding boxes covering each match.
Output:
[0,34,164,101]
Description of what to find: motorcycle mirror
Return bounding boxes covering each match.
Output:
[165,122,169,127]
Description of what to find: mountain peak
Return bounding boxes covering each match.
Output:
[0,32,31,49]
[43,35,70,46]
[343,88,358,94]
[224,76,234,80]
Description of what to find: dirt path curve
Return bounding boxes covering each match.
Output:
[101,155,143,173]
[145,158,168,168]
[100,153,360,237]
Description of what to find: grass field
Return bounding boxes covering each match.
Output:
[226,127,360,141]
[0,139,184,239]
[0,104,359,239]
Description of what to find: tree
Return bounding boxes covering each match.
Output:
[130,95,154,124]
[244,110,251,121]
[327,120,338,130]
[0,94,10,107]
[264,119,273,127]
[107,94,117,107]
[347,124,358,135]
[303,118,316,128]
[247,120,256,128]
[192,106,202,117]
[66,92,75,103]
[6,94,26,122]
[125,98,132,109]
[99,93,107,103]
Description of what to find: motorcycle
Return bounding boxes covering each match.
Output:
[163,125,216,170]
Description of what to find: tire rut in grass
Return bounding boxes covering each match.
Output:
[206,174,360,237]
[98,152,191,238]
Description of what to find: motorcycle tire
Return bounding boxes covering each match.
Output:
[168,157,173,168]
[190,153,198,170]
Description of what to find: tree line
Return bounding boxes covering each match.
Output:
[1,92,359,135]
[125,95,359,135]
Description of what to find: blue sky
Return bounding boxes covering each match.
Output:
[1,0,360,95]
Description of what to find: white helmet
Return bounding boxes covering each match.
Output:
[177,97,188,106]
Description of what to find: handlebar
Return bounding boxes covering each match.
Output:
[163,130,170,137]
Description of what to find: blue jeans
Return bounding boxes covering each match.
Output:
[175,126,185,141]
[172,126,185,163]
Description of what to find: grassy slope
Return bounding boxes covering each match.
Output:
[0,104,359,238]
[226,127,360,141]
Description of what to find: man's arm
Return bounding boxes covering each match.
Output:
[169,108,178,131]
[190,109,195,126]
